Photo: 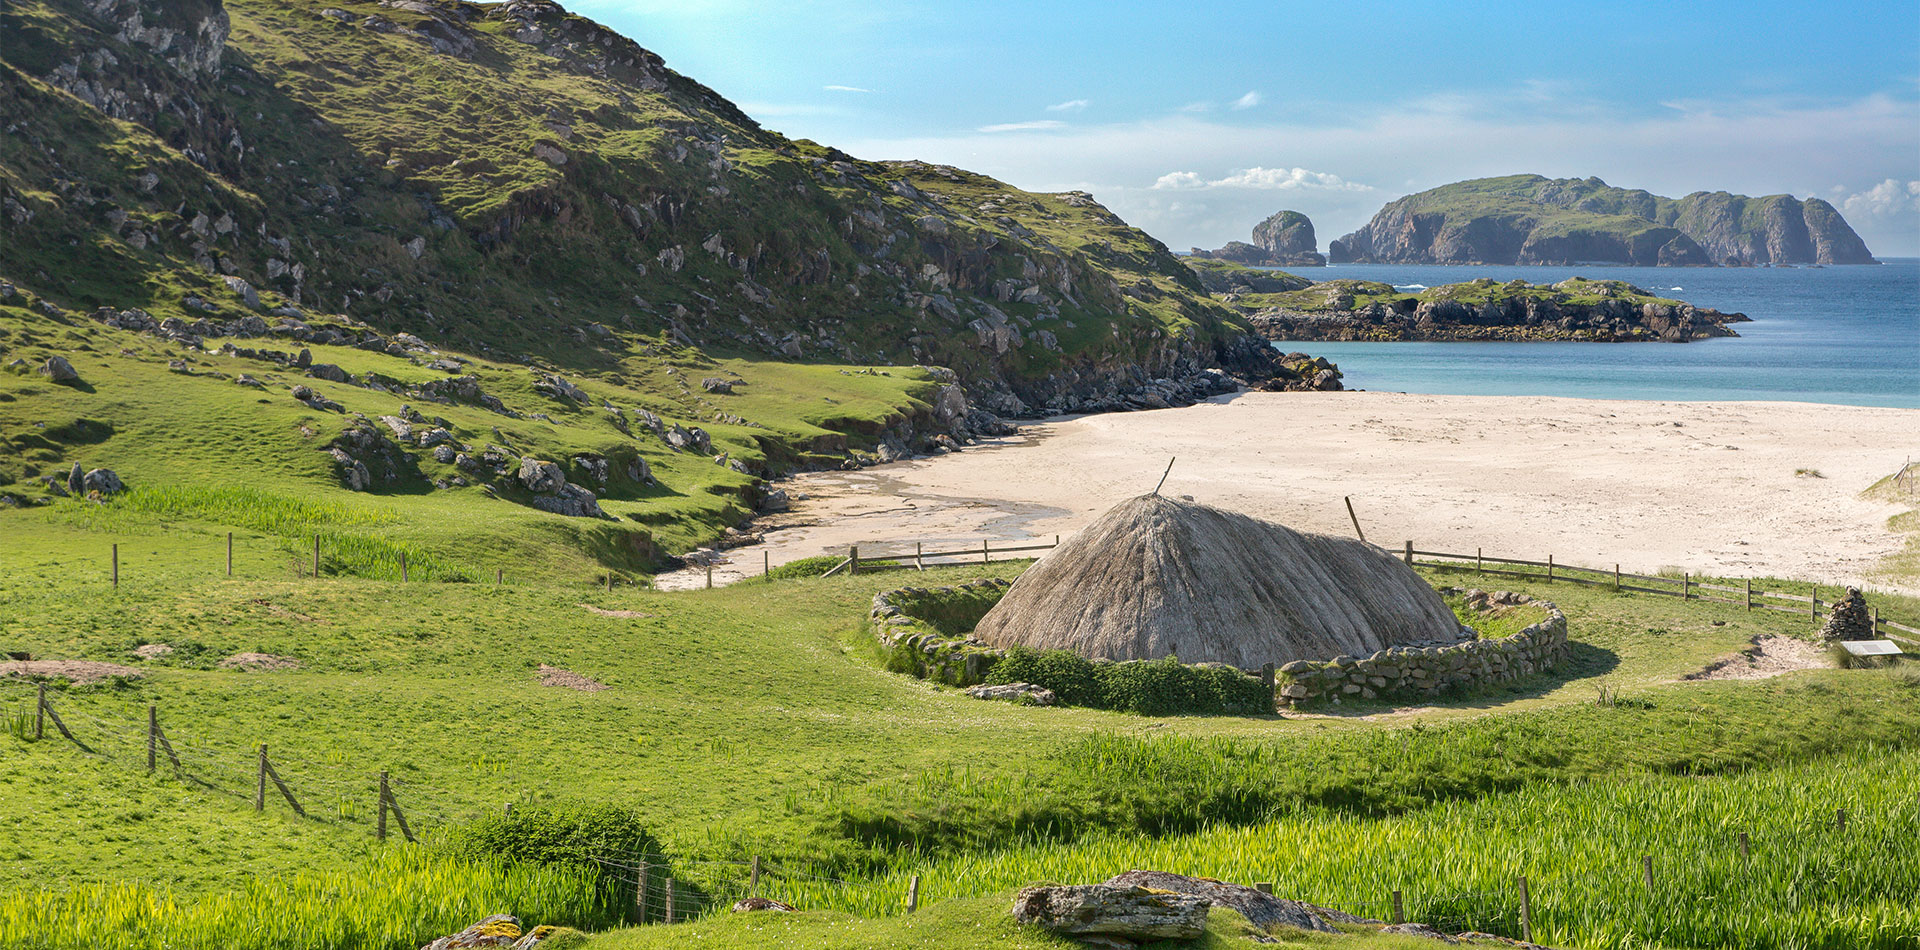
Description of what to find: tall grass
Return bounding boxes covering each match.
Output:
[0,847,607,950]
[60,486,475,582]
[771,747,1920,949]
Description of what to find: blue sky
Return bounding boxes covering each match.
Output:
[573,0,1920,255]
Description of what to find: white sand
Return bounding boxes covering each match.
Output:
[658,392,1918,593]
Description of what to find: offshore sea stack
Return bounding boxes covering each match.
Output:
[1191,210,1327,267]
[971,495,1459,667]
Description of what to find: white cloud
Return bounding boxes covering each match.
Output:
[1047,99,1090,113]
[977,119,1066,133]
[1180,101,1213,113]
[1151,166,1371,192]
[1151,171,1207,190]
[1231,90,1262,110]
[1842,178,1920,218]
[823,84,871,93]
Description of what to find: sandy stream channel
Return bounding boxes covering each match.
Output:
[657,391,1918,595]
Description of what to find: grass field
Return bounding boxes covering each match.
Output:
[3,524,1918,948]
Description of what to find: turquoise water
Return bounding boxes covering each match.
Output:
[1267,260,1920,407]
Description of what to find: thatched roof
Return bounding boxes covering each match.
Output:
[972,495,1458,667]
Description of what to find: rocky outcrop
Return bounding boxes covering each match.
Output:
[1331,175,1875,266]
[1012,883,1210,946]
[418,915,581,950]
[1191,210,1325,267]
[1242,278,1748,343]
[1101,872,1345,933]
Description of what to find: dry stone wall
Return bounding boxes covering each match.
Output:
[869,578,1011,686]
[1276,595,1568,706]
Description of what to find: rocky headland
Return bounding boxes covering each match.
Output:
[1329,175,1877,267]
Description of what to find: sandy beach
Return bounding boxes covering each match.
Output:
[660,392,1918,593]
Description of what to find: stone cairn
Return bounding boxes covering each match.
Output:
[1818,587,1875,641]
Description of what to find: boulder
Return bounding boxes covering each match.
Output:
[730,897,794,913]
[66,462,84,495]
[527,483,603,519]
[701,376,734,394]
[39,356,80,383]
[308,363,350,383]
[966,682,1056,706]
[1012,883,1209,945]
[517,457,566,493]
[759,488,791,512]
[533,374,588,403]
[1101,871,1339,933]
[419,915,522,950]
[81,469,125,496]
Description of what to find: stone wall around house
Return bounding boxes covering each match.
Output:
[1275,596,1569,707]
[869,578,1011,686]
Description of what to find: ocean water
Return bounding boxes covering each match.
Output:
[1266,259,1920,407]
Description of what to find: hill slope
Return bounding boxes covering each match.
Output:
[0,0,1297,568]
[1328,175,1876,266]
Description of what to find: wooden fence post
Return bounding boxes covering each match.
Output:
[256,744,268,812]
[907,874,921,913]
[1811,583,1818,619]
[705,563,713,589]
[1682,573,1689,600]
[850,545,860,576]
[607,573,614,593]
[750,856,761,898]
[312,535,320,578]
[982,540,990,564]
[1517,875,1534,943]
[147,704,157,772]
[496,568,503,587]
[112,544,119,588]
[226,532,234,578]
[635,857,650,923]
[1746,578,1752,612]
[34,684,44,741]
[400,551,408,583]
[664,878,675,924]
[1836,808,1847,831]
[260,748,306,817]
[1614,564,1621,591]
[378,771,390,840]
[916,542,924,572]
[1391,889,1404,925]
[765,551,771,577]
[1547,554,1554,583]
[377,773,414,843]
[1404,540,1413,566]
[1477,547,1483,575]
[1738,831,1749,857]
[1641,854,1654,894]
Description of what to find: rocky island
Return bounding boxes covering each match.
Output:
[1189,210,1326,267]
[1329,175,1877,266]
[1191,261,1749,342]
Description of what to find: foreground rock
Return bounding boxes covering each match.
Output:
[731,897,794,912]
[1012,883,1209,947]
[419,915,582,950]
[39,355,81,383]
[1100,871,1346,933]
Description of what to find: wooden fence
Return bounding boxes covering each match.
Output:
[819,535,1061,577]
[1398,541,1920,648]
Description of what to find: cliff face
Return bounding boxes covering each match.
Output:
[1191,209,1325,266]
[1329,176,1876,266]
[1,0,1289,417]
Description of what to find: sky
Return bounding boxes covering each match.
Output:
[572,0,1920,257]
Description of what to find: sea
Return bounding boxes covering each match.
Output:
[1265,259,1920,408]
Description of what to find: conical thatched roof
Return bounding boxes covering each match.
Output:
[973,495,1458,667]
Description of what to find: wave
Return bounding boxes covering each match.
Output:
[1395,284,1427,291]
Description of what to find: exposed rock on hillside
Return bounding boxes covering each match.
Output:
[1191,210,1325,266]
[1330,175,1875,266]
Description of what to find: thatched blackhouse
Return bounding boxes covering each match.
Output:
[972,495,1459,667]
